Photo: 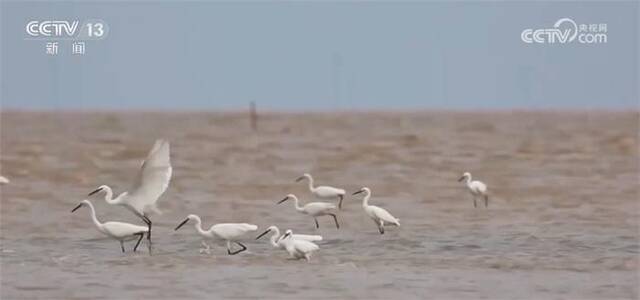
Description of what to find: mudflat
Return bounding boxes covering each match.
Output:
[1,110,638,299]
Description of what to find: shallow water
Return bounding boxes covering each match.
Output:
[1,111,638,299]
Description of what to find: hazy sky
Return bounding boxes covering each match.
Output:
[1,1,637,110]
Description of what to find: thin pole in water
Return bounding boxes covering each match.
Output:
[250,101,258,131]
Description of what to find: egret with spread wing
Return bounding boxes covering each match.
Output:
[88,139,172,248]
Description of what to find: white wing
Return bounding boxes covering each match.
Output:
[471,181,487,194]
[292,239,319,254]
[371,206,400,226]
[127,139,172,212]
[314,186,345,197]
[292,234,323,242]
[304,202,336,214]
[234,223,258,232]
[211,223,258,239]
[102,221,148,238]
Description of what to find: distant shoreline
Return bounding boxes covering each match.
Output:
[0,108,637,114]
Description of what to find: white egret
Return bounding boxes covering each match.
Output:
[352,187,400,234]
[296,173,346,209]
[277,194,340,229]
[88,139,172,247]
[255,225,322,249]
[458,172,489,208]
[174,214,258,255]
[71,200,149,253]
[0,175,9,185]
[278,229,319,261]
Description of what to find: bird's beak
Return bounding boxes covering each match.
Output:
[88,187,102,196]
[352,190,364,195]
[255,229,271,240]
[283,232,291,239]
[458,176,465,182]
[295,176,304,182]
[277,197,289,204]
[174,218,189,231]
[71,203,83,213]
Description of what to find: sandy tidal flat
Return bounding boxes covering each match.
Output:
[0,110,638,299]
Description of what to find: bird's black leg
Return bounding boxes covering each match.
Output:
[484,195,489,208]
[142,215,152,242]
[147,232,152,254]
[473,197,477,208]
[314,218,319,229]
[338,195,344,210]
[235,242,247,254]
[227,242,247,255]
[120,241,125,253]
[139,215,153,254]
[133,232,144,252]
[329,213,340,229]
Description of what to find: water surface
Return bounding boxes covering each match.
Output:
[1,111,638,299]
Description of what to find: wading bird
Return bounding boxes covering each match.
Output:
[458,172,489,208]
[71,200,149,253]
[277,229,319,261]
[277,194,340,229]
[352,187,400,234]
[256,225,322,249]
[296,173,346,209]
[174,214,258,255]
[87,139,172,248]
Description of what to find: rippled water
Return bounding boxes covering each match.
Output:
[1,111,638,299]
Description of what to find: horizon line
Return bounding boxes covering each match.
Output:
[1,107,637,114]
